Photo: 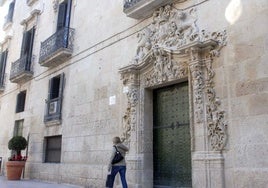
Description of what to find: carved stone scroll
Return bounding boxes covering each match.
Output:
[205,59,227,151]
[121,87,139,143]
[190,62,204,123]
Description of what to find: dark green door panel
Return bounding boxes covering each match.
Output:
[153,82,192,188]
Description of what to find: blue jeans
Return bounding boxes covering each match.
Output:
[110,166,128,188]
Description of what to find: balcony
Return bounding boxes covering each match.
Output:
[123,0,172,19]
[10,55,33,83]
[39,27,75,67]
[44,97,62,125]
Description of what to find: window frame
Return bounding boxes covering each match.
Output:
[16,90,27,113]
[44,73,65,123]
[14,119,24,136]
[44,135,62,163]
[20,27,35,70]
[0,50,8,88]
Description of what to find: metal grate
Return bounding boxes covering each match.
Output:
[39,27,75,63]
[153,82,192,188]
[10,54,32,80]
[123,0,142,9]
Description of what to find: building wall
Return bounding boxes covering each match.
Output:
[0,0,267,187]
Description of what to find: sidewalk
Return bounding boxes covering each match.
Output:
[0,176,83,188]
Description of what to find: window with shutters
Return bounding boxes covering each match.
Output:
[57,0,72,31]
[10,27,35,83]
[44,73,65,124]
[20,27,35,68]
[16,91,26,113]
[3,1,15,29]
[14,120,24,136]
[0,50,8,91]
[39,0,74,67]
[11,119,24,156]
[44,135,62,163]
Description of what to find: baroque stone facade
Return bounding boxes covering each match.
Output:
[0,0,267,188]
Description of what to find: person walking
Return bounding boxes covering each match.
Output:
[107,136,129,188]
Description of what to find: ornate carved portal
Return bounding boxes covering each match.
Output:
[120,5,227,152]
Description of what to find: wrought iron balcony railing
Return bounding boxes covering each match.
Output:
[123,0,176,19]
[124,0,142,9]
[10,55,33,83]
[44,97,62,124]
[39,27,75,67]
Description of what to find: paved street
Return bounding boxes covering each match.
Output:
[0,176,83,188]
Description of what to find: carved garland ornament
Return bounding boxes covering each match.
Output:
[121,88,138,143]
[120,5,227,151]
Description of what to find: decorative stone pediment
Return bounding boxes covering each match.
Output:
[131,5,226,65]
[119,5,227,151]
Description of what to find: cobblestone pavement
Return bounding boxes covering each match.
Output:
[0,176,83,188]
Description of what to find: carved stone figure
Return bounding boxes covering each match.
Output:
[135,28,153,62]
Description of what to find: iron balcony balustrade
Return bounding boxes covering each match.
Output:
[44,97,62,124]
[39,27,75,67]
[10,55,33,83]
[124,0,142,9]
[123,0,179,19]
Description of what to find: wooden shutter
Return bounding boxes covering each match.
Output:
[20,32,27,57]
[7,1,15,22]
[27,27,35,70]
[16,91,26,113]
[56,0,72,31]
[58,73,65,112]
[0,51,8,85]
[20,28,35,69]
[56,2,67,31]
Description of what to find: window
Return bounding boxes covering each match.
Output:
[16,91,26,113]
[4,1,15,24]
[50,76,61,99]
[0,50,8,88]
[45,135,62,163]
[57,0,72,31]
[14,120,24,136]
[20,27,35,71]
[44,73,65,123]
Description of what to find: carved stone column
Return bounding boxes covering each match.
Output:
[189,47,204,125]
[119,67,143,187]
[190,48,227,188]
